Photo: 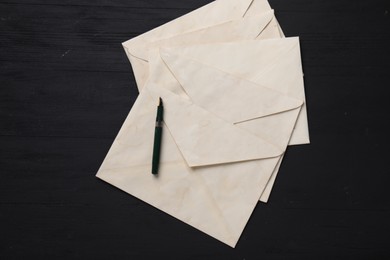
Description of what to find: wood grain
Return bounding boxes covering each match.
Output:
[1,0,389,258]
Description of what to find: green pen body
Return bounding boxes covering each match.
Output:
[152,99,163,174]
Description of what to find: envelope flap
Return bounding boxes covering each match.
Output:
[146,84,283,167]
[96,86,281,247]
[123,0,254,60]
[158,38,310,146]
[160,49,303,124]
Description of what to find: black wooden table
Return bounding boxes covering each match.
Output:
[1,0,389,258]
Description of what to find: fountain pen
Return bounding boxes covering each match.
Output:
[152,98,163,174]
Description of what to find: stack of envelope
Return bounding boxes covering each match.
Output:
[96,0,310,247]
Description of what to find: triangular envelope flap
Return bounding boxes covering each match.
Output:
[160,50,303,124]
[122,0,254,60]
[159,38,310,145]
[145,11,275,60]
[146,84,282,167]
[96,87,282,247]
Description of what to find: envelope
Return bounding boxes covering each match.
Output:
[160,37,310,200]
[120,0,309,200]
[144,35,309,201]
[122,0,282,92]
[96,37,305,247]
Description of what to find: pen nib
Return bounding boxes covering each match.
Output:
[159,97,162,106]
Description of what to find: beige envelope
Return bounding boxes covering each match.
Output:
[96,38,304,247]
[160,37,310,201]
[122,0,282,92]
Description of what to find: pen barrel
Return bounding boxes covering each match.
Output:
[152,125,162,174]
[156,105,163,121]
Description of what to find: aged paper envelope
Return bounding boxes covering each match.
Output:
[159,37,310,200]
[97,39,304,247]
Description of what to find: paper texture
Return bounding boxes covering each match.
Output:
[123,0,279,91]
[97,0,310,247]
